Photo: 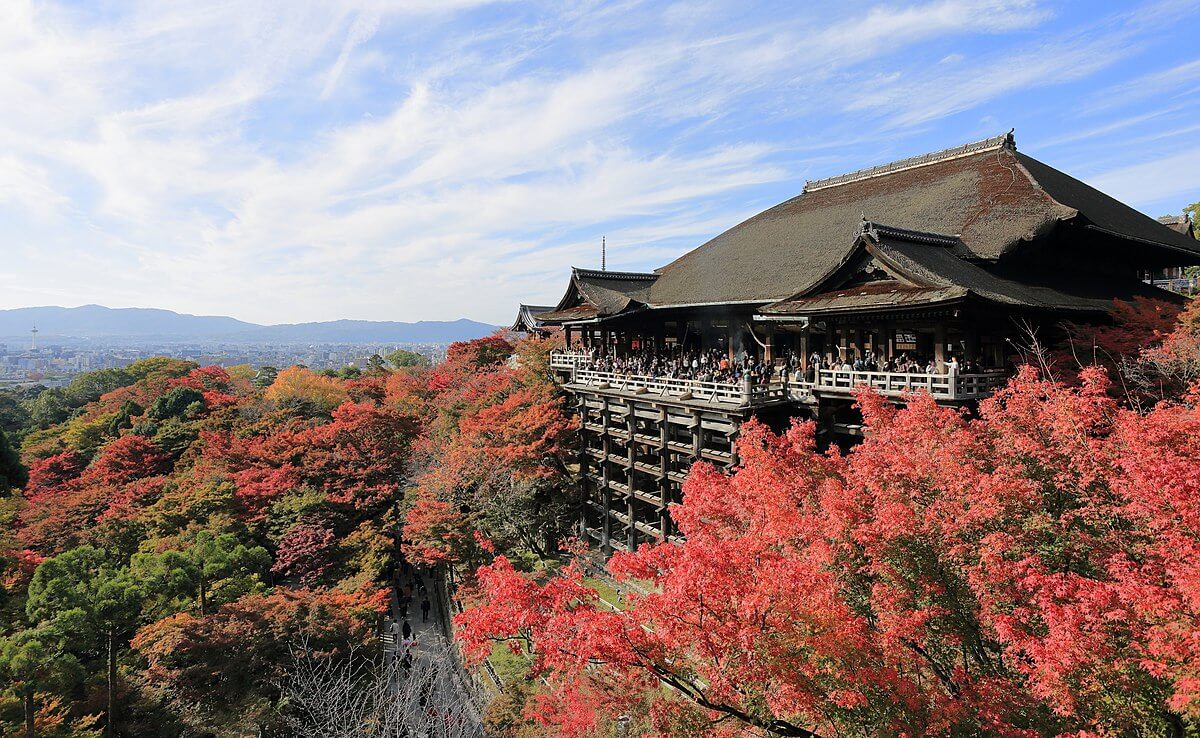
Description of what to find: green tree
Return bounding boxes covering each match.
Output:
[133,530,270,616]
[123,357,195,381]
[150,417,199,458]
[26,547,145,738]
[366,353,387,374]
[0,627,82,738]
[146,386,204,421]
[105,400,142,437]
[61,368,134,408]
[26,388,69,429]
[0,427,27,494]
[385,348,430,368]
[252,366,278,389]
[1183,201,1199,236]
[0,392,32,435]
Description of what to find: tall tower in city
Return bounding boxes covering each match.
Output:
[30,325,38,351]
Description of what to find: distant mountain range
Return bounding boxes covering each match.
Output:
[0,305,498,345]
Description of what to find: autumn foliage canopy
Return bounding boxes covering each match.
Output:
[459,305,1200,738]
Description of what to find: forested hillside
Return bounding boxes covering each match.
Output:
[0,334,574,738]
[8,302,1200,738]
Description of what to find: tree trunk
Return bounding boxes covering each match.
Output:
[24,691,35,738]
[106,630,117,738]
[199,578,207,616]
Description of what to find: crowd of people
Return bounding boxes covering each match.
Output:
[791,350,989,382]
[570,347,774,385]
[566,345,992,386]
[392,557,433,670]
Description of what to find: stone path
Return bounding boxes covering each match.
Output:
[382,565,486,737]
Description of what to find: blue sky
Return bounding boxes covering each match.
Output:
[1,0,1198,325]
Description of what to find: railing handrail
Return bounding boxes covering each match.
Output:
[800,368,1007,400]
[560,360,1009,403]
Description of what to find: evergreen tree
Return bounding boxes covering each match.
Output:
[0,427,27,494]
[0,628,82,738]
[27,547,145,738]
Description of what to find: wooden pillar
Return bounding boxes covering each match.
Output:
[659,407,670,541]
[600,398,612,552]
[627,403,637,552]
[765,323,776,363]
[800,328,809,372]
[577,403,589,539]
[934,324,946,369]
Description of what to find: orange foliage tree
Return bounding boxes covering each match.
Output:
[264,366,351,415]
[397,332,576,562]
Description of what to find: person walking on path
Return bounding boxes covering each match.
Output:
[402,620,412,639]
[420,597,431,623]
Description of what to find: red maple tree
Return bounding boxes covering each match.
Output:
[458,361,1200,737]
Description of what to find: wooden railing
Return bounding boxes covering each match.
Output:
[557,352,1009,404]
[550,350,593,369]
[1148,276,1199,295]
[794,369,1008,401]
[570,368,753,405]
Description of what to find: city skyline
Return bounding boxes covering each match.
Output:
[2,0,1198,325]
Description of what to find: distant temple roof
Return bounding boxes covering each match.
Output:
[537,268,657,323]
[1158,214,1195,238]
[532,131,1200,323]
[510,304,555,333]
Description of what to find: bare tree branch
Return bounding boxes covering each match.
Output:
[279,636,486,738]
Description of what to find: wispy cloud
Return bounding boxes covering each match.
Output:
[1083,59,1200,114]
[0,0,1195,323]
[1086,146,1200,207]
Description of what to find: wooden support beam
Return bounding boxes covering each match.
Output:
[626,404,636,550]
[659,406,671,540]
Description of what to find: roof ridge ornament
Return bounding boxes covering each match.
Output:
[571,267,659,281]
[859,214,878,242]
[804,129,1016,193]
[860,220,960,247]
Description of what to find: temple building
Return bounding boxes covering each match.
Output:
[509,304,556,335]
[518,131,1200,552]
[1147,215,1197,294]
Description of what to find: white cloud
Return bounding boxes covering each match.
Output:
[1083,59,1200,114]
[1086,146,1200,208]
[843,35,1125,126]
[0,0,1188,324]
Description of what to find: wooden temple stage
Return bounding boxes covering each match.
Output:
[512,131,1200,552]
